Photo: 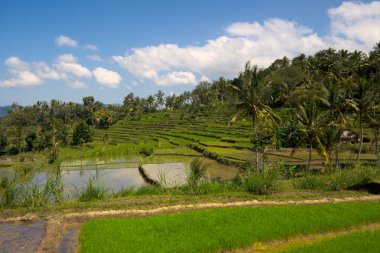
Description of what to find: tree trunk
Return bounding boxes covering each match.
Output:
[335,145,340,169]
[255,138,259,171]
[374,127,379,162]
[356,111,363,163]
[252,117,259,171]
[307,141,312,171]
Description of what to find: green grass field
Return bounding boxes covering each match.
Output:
[282,228,380,253]
[80,202,380,253]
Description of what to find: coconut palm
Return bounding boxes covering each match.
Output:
[289,80,330,170]
[231,62,280,169]
[350,78,377,163]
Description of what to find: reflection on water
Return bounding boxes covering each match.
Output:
[5,155,238,199]
[143,163,188,187]
[33,168,146,197]
[0,219,45,253]
[60,155,141,170]
[31,156,193,198]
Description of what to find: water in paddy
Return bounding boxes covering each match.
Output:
[142,163,188,187]
[0,219,45,253]
[28,154,238,199]
[31,155,192,198]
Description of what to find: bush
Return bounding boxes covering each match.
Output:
[1,180,19,208]
[240,165,280,195]
[72,121,94,145]
[185,158,208,194]
[76,171,107,201]
[0,177,8,189]
[1,175,64,208]
[295,165,379,191]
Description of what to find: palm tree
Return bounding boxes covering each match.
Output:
[289,80,330,170]
[350,78,376,163]
[231,62,280,169]
[322,76,352,168]
[154,90,165,109]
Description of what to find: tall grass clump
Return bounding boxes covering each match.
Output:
[1,172,64,208]
[1,179,19,208]
[76,170,107,201]
[295,165,379,191]
[184,158,208,194]
[238,161,280,195]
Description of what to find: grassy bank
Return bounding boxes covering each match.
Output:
[282,228,380,253]
[80,201,380,253]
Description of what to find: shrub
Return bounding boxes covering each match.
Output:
[240,165,280,195]
[185,158,208,194]
[1,180,19,208]
[76,170,107,201]
[0,176,9,189]
[72,121,94,145]
[295,165,379,191]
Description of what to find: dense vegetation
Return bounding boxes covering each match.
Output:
[1,43,379,166]
[0,43,380,208]
[80,202,380,253]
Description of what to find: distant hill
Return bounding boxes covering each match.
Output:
[0,106,10,117]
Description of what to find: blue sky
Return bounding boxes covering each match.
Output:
[0,0,379,106]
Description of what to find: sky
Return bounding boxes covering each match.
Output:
[1,0,380,106]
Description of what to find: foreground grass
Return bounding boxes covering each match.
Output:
[282,228,380,253]
[80,202,380,253]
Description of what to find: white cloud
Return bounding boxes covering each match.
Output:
[155,71,197,86]
[57,54,77,63]
[66,81,88,89]
[113,18,326,84]
[5,56,30,70]
[33,62,67,80]
[0,57,44,87]
[113,1,380,86]
[225,22,265,37]
[92,67,122,88]
[200,75,210,82]
[0,70,42,88]
[56,54,92,78]
[84,44,98,51]
[86,55,102,61]
[55,35,78,47]
[328,1,380,50]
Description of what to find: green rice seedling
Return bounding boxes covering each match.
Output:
[80,202,380,253]
[282,229,380,253]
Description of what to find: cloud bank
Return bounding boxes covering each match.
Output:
[113,1,380,86]
[1,1,380,89]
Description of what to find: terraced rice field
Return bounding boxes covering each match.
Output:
[93,111,378,170]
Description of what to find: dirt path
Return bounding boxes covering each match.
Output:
[1,195,379,253]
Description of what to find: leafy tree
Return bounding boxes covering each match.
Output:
[72,121,94,145]
[25,131,37,151]
[0,132,7,155]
